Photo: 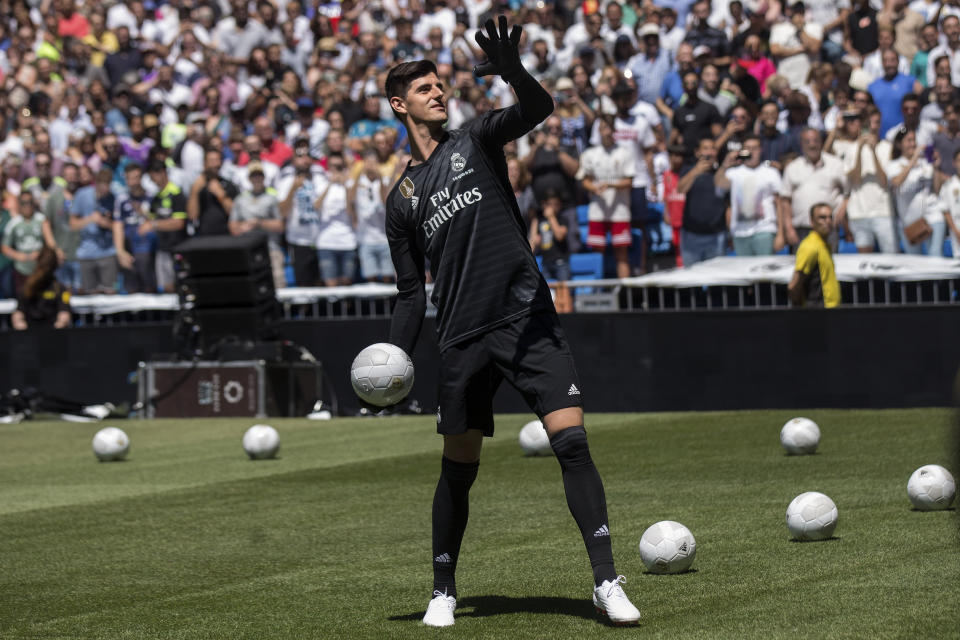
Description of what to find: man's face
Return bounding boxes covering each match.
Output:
[936,78,953,104]
[126,168,142,190]
[18,195,34,218]
[743,138,762,165]
[245,136,262,157]
[364,96,381,119]
[693,1,709,22]
[922,25,939,49]
[585,13,602,36]
[644,34,659,57]
[944,18,960,43]
[789,6,805,27]
[396,73,447,125]
[676,44,694,68]
[255,119,273,144]
[682,73,699,96]
[901,99,919,123]
[35,154,51,178]
[250,172,265,191]
[811,205,833,237]
[373,132,391,157]
[801,130,822,159]
[204,151,221,174]
[599,120,615,146]
[702,66,718,91]
[878,29,894,51]
[696,140,716,162]
[945,106,959,130]
[606,3,622,29]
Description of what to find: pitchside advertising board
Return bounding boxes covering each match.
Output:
[138,360,322,418]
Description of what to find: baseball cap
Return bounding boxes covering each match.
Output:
[555,77,574,91]
[638,23,660,38]
[692,45,711,58]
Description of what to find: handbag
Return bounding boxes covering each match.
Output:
[903,217,932,245]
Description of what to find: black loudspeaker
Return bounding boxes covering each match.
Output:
[174,232,272,277]
[178,271,275,308]
[172,233,281,356]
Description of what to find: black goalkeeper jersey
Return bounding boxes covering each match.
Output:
[386,79,555,354]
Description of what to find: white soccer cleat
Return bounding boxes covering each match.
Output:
[422,590,456,627]
[593,575,641,626]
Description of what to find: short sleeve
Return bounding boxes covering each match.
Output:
[779,162,796,198]
[574,151,590,180]
[794,240,817,275]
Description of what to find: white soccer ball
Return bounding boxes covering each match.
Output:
[780,417,821,455]
[786,491,838,541]
[638,520,697,574]
[907,464,956,511]
[92,427,130,462]
[518,420,552,456]
[242,424,280,460]
[350,343,415,407]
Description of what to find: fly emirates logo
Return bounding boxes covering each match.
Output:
[421,186,483,238]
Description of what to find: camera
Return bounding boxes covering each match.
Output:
[737,149,751,160]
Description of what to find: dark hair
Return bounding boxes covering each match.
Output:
[742,133,761,145]
[809,201,831,220]
[597,113,617,129]
[385,60,439,120]
[901,92,920,106]
[23,245,59,300]
[124,162,143,174]
[891,126,913,159]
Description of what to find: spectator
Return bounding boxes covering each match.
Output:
[845,0,879,61]
[833,111,894,253]
[146,160,187,293]
[699,63,737,118]
[530,189,575,286]
[932,103,960,178]
[525,115,581,210]
[554,77,595,154]
[911,22,941,87]
[677,137,728,266]
[869,48,920,136]
[804,0,850,63]
[577,114,635,278]
[878,0,924,62]
[11,245,71,330]
[769,2,822,90]
[925,15,960,86]
[657,42,696,124]
[715,134,783,255]
[113,163,157,293]
[758,100,796,169]
[779,128,847,250]
[788,202,840,308]
[2,192,55,297]
[346,149,394,284]
[188,148,240,237]
[278,146,324,286]
[0,204,13,299]
[684,0,732,66]
[69,169,117,294]
[861,26,911,85]
[314,156,356,287]
[886,127,945,255]
[939,149,960,257]
[662,145,688,267]
[628,23,672,107]
[670,70,724,159]
[230,162,287,290]
[736,35,777,96]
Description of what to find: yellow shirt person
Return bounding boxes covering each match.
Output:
[789,203,841,308]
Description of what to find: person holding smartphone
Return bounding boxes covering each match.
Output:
[715,134,784,255]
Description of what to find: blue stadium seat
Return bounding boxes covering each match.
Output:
[579,223,589,247]
[570,252,603,293]
[576,204,590,225]
[838,239,858,254]
[285,264,295,286]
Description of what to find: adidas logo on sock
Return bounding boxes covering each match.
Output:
[568,384,580,396]
[434,553,452,564]
[593,524,610,537]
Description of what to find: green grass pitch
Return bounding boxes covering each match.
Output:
[1,409,958,639]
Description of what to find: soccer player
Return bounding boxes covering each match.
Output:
[383,17,641,628]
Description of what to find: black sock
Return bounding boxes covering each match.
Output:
[550,426,617,587]
[431,456,479,599]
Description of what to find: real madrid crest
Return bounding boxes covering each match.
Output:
[450,152,466,172]
[399,176,415,198]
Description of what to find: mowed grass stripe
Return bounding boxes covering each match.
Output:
[1,409,957,639]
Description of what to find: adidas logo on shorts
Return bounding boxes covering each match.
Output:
[568,384,580,396]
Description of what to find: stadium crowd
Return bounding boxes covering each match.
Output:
[1,0,960,323]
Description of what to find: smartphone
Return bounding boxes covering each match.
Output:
[924,144,935,163]
[738,149,751,160]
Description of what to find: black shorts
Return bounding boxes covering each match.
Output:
[436,311,583,437]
